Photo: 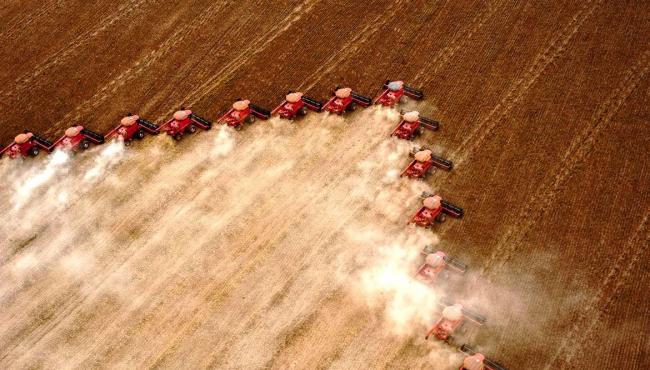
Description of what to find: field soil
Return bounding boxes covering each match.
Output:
[0,1,649,369]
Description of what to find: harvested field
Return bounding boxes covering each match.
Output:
[0,1,649,369]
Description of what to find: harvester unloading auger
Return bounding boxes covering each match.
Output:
[0,78,509,368]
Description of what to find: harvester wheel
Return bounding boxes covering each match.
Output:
[416,127,424,136]
[80,139,90,150]
[173,133,183,141]
[246,115,256,124]
[346,102,357,112]
[125,140,131,146]
[135,129,146,140]
[298,106,308,116]
[186,124,197,134]
[435,214,446,223]
[28,147,39,157]
[235,124,243,131]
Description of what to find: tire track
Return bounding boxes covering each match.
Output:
[481,49,650,277]
[51,1,229,127]
[545,210,650,369]
[3,115,385,366]
[412,0,506,83]
[142,118,406,367]
[182,0,321,110]
[136,119,395,367]
[0,0,59,42]
[0,140,236,359]
[299,0,408,92]
[125,162,357,367]
[450,0,602,168]
[0,0,152,99]
[203,205,363,369]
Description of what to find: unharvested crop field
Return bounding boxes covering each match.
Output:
[0,1,649,369]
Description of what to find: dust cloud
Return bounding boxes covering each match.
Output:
[0,106,503,369]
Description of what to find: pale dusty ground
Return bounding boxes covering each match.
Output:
[1,109,476,369]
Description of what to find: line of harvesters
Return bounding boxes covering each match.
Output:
[0,80,505,370]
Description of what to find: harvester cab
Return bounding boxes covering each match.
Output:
[0,131,53,158]
[459,345,508,370]
[52,125,105,151]
[416,245,467,284]
[392,111,440,140]
[425,302,486,341]
[272,91,324,119]
[218,99,271,130]
[323,87,372,115]
[409,192,464,229]
[401,146,453,179]
[374,80,424,106]
[160,109,212,140]
[106,114,160,144]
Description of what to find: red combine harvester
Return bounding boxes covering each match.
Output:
[374,80,424,106]
[425,303,486,342]
[0,131,53,159]
[415,245,467,285]
[272,91,323,119]
[401,147,453,179]
[159,109,212,140]
[51,126,105,151]
[392,111,440,140]
[322,87,372,115]
[105,114,160,144]
[409,192,463,228]
[218,99,271,130]
[458,345,508,370]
